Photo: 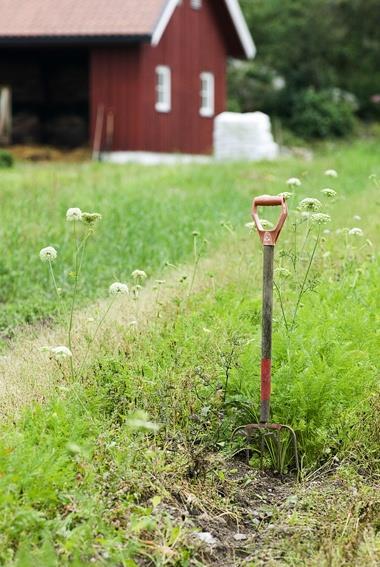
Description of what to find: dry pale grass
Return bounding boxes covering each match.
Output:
[0,235,255,418]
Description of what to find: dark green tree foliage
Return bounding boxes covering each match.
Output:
[232,0,380,137]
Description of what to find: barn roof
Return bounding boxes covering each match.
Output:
[0,0,255,58]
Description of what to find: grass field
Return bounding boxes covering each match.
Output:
[0,139,379,565]
[0,138,378,338]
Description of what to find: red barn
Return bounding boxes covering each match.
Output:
[0,0,255,155]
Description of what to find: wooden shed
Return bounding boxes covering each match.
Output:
[0,0,255,155]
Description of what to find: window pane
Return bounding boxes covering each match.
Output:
[200,72,214,117]
[155,66,171,113]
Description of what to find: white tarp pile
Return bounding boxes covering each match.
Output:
[214,111,279,161]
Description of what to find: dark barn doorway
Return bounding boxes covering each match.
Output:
[0,47,89,148]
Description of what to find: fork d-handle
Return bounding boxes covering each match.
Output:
[261,244,274,423]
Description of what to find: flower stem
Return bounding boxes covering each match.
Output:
[290,230,320,331]
[78,297,116,376]
[48,261,60,299]
[188,236,205,297]
[68,220,79,379]
[274,279,289,332]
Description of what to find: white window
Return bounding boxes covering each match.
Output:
[191,0,202,9]
[200,72,215,117]
[155,66,171,113]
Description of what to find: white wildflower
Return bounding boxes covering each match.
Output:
[324,169,338,178]
[41,345,72,359]
[348,227,364,237]
[279,192,293,200]
[310,213,331,225]
[155,280,165,285]
[323,229,331,235]
[132,269,147,280]
[299,198,322,212]
[321,188,337,198]
[66,207,82,222]
[353,215,361,221]
[109,282,129,296]
[39,246,57,262]
[245,221,256,230]
[286,177,301,187]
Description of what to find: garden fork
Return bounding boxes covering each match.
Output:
[233,195,299,474]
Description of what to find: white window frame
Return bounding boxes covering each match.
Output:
[199,72,215,117]
[155,65,171,113]
[191,0,202,9]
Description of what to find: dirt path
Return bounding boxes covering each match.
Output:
[0,236,254,418]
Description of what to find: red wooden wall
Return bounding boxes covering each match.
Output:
[90,0,228,154]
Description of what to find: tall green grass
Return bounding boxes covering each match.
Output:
[0,139,378,337]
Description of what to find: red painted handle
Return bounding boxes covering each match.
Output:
[254,195,283,207]
[252,194,288,246]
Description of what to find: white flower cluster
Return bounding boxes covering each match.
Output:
[299,198,322,212]
[348,227,363,237]
[109,282,129,296]
[66,208,82,222]
[287,177,302,188]
[321,188,337,198]
[310,213,331,225]
[132,269,147,280]
[244,221,255,231]
[279,192,293,200]
[325,169,338,178]
[39,246,57,262]
[41,345,72,359]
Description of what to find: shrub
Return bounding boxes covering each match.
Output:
[288,88,357,139]
[228,60,285,115]
[0,149,14,168]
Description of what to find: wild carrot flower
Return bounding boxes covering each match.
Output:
[132,269,147,280]
[245,221,255,230]
[325,169,338,178]
[348,227,364,237]
[321,188,337,198]
[39,246,57,262]
[310,213,331,224]
[287,177,301,187]
[81,212,102,225]
[66,208,82,222]
[279,192,293,200]
[353,215,361,221]
[299,198,322,212]
[41,345,72,359]
[109,282,129,296]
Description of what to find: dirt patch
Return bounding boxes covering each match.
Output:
[154,458,297,566]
